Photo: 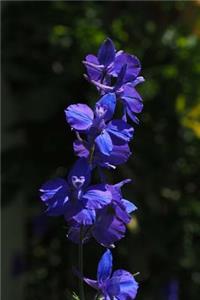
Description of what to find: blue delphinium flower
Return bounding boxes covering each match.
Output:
[65,93,134,156]
[67,179,137,247]
[39,158,112,225]
[83,38,143,91]
[83,38,144,124]
[92,179,137,247]
[83,249,139,299]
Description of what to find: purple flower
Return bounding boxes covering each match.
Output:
[65,93,134,156]
[92,180,137,247]
[67,203,128,247]
[83,249,139,299]
[67,179,137,247]
[91,204,128,248]
[83,38,144,123]
[39,158,112,225]
[83,38,143,91]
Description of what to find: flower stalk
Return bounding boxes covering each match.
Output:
[78,227,85,300]
[39,37,144,300]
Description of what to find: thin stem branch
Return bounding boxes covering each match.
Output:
[76,131,83,142]
[94,293,101,300]
[78,227,85,300]
[89,144,95,165]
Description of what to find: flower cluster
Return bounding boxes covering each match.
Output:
[83,38,144,124]
[39,38,144,300]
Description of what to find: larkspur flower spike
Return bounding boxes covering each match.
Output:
[39,37,144,300]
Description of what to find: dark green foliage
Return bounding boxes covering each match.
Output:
[2,1,200,300]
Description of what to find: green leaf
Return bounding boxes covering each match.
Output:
[65,290,80,300]
[72,292,80,300]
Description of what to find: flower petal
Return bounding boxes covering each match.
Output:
[90,79,114,94]
[104,295,111,300]
[65,103,94,132]
[110,179,132,202]
[92,208,126,247]
[132,76,145,87]
[40,178,66,202]
[39,178,69,216]
[121,85,143,114]
[105,181,134,224]
[95,130,113,156]
[97,38,115,67]
[95,93,116,121]
[113,52,141,82]
[45,195,69,216]
[114,64,127,90]
[95,143,131,168]
[121,199,137,214]
[83,54,102,81]
[70,208,96,226]
[113,202,131,224]
[83,184,112,209]
[106,270,139,299]
[64,201,83,222]
[126,105,140,124]
[73,140,90,158]
[113,179,132,190]
[107,120,134,144]
[83,278,99,290]
[97,249,113,283]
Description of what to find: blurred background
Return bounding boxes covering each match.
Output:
[2,1,200,300]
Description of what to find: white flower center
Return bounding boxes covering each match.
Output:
[95,104,107,118]
[71,176,85,189]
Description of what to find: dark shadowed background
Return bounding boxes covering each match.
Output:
[2,1,200,300]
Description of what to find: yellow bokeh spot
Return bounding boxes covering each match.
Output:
[176,94,200,138]
[127,217,139,233]
[182,103,200,138]
[176,95,186,113]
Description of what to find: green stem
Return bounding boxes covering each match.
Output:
[94,293,101,300]
[89,144,95,165]
[79,228,85,300]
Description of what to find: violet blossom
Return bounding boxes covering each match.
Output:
[67,179,137,247]
[83,38,145,123]
[39,158,112,225]
[65,93,134,157]
[83,249,139,299]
